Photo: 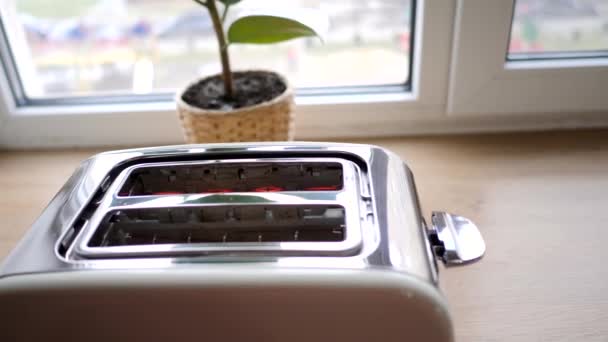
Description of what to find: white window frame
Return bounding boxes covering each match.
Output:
[0,0,456,148]
[448,0,608,115]
[1,0,608,149]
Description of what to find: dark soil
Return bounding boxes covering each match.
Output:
[181,71,287,111]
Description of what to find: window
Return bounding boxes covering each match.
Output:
[509,0,608,59]
[2,0,607,148]
[3,0,413,102]
[448,0,608,115]
[4,0,458,148]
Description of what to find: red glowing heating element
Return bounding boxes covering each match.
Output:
[148,185,341,195]
[254,186,285,192]
[204,189,233,193]
[304,186,340,191]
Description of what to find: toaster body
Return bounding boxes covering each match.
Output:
[0,143,484,342]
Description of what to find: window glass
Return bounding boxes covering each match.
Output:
[3,0,413,99]
[509,0,608,58]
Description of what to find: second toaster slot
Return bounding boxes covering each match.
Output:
[89,205,346,247]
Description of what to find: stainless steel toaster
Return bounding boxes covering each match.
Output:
[0,143,485,342]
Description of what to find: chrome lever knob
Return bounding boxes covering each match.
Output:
[429,211,486,266]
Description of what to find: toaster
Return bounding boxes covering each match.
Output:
[0,143,485,342]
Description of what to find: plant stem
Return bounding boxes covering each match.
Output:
[221,4,230,23]
[206,0,234,99]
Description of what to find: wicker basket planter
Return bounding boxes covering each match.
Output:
[176,71,295,143]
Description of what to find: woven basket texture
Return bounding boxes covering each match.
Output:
[176,72,295,143]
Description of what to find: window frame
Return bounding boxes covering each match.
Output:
[448,0,608,115]
[2,0,608,149]
[0,0,460,147]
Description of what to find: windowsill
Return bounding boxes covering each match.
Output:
[10,90,415,117]
[2,128,607,340]
[2,102,608,148]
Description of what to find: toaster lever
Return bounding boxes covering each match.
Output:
[428,211,485,266]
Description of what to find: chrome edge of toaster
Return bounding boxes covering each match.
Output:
[0,142,485,283]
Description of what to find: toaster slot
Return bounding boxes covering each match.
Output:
[89,205,346,247]
[118,161,343,196]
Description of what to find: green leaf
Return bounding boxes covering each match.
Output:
[228,15,321,44]
[219,0,241,5]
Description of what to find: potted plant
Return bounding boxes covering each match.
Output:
[176,0,324,143]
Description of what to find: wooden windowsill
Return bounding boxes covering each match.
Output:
[1,129,607,341]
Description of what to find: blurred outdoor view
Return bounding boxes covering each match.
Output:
[510,0,608,56]
[4,0,413,98]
